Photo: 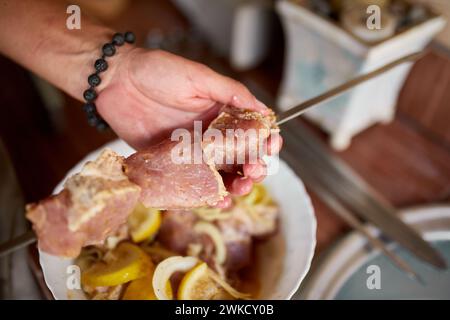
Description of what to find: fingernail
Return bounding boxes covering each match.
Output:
[245,164,256,177]
[232,95,242,108]
[216,196,232,209]
[267,133,282,155]
[249,165,263,178]
[253,175,265,183]
[232,176,252,195]
[255,100,270,115]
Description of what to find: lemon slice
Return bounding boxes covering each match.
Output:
[178,262,250,300]
[122,272,156,300]
[82,242,152,287]
[193,207,232,221]
[207,268,251,299]
[242,183,269,205]
[152,256,198,300]
[177,262,228,300]
[128,203,162,243]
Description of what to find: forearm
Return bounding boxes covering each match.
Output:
[0,0,129,100]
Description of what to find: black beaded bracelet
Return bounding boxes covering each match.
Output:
[82,31,136,131]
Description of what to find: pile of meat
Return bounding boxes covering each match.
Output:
[26,107,278,258]
[158,205,278,275]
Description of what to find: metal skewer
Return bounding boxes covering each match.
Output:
[317,189,425,284]
[0,51,433,268]
[276,51,426,126]
[283,149,425,284]
[281,119,446,270]
[0,230,36,257]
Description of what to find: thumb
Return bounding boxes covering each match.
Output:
[200,66,269,114]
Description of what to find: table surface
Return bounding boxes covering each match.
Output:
[0,0,449,299]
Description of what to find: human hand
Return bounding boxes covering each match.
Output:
[97,49,282,203]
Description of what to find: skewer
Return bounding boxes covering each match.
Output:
[0,230,36,257]
[275,51,426,125]
[303,174,425,284]
[281,140,425,284]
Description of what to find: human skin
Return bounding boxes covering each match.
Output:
[0,0,282,205]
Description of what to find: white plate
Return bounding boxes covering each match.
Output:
[39,139,316,300]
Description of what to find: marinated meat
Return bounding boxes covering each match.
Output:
[26,190,85,258]
[27,149,140,257]
[125,140,227,209]
[26,107,279,257]
[205,107,278,172]
[157,210,198,253]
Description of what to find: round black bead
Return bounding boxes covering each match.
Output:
[96,120,109,132]
[83,103,96,114]
[94,58,108,72]
[124,31,136,44]
[102,43,116,57]
[87,113,101,127]
[112,33,125,46]
[88,73,101,87]
[83,88,97,102]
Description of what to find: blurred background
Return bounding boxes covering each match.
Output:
[0,0,449,299]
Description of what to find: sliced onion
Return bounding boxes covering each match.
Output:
[194,221,227,265]
[152,256,198,300]
[105,236,121,249]
[193,207,232,221]
[186,243,203,257]
[207,269,251,300]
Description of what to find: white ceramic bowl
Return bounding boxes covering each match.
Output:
[39,140,316,300]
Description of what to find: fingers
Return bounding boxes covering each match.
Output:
[227,164,264,194]
[239,132,281,180]
[267,133,283,155]
[215,195,232,209]
[200,66,269,115]
[222,171,253,196]
[230,176,254,195]
[243,161,266,181]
